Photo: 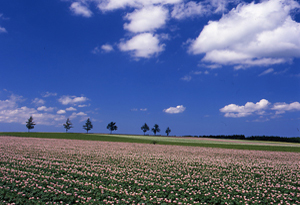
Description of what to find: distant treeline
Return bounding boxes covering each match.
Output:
[247,136,300,143]
[183,135,246,139]
[183,135,300,143]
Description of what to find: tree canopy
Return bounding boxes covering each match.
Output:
[152,124,160,135]
[63,118,73,132]
[26,116,35,132]
[165,127,171,136]
[141,123,150,135]
[83,118,93,133]
[107,122,118,134]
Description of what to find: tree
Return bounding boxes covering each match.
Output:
[26,116,35,132]
[63,118,73,133]
[141,123,150,135]
[165,127,171,136]
[83,118,93,133]
[152,124,160,135]
[107,122,117,134]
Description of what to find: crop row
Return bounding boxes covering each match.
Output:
[0,136,300,204]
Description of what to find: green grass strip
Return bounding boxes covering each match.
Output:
[1,132,300,153]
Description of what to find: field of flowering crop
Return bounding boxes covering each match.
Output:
[1,136,300,204]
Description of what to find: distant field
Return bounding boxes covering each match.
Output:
[1,136,300,204]
[1,132,300,152]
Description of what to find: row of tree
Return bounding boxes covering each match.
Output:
[26,116,171,136]
[141,123,171,136]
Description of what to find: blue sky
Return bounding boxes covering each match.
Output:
[0,0,300,136]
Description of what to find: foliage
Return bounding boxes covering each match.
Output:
[247,135,300,143]
[141,123,150,135]
[26,116,35,132]
[63,118,73,132]
[165,127,171,136]
[151,124,160,135]
[1,136,300,204]
[107,122,117,134]
[192,135,246,139]
[83,118,93,133]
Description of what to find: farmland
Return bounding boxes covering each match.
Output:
[1,135,300,204]
[1,132,300,152]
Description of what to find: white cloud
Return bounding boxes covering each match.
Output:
[171,1,207,19]
[220,99,270,118]
[0,94,22,110]
[119,33,165,58]
[171,0,239,20]
[58,95,88,105]
[200,64,222,69]
[101,44,114,52]
[76,112,87,116]
[37,106,55,112]
[124,6,169,33]
[0,26,7,33]
[32,98,45,106]
[0,95,65,125]
[57,110,66,114]
[42,92,57,97]
[163,105,186,114]
[131,108,147,111]
[259,68,274,76]
[181,75,192,81]
[0,14,7,33]
[70,2,93,17]
[210,0,237,14]
[97,0,181,11]
[91,46,100,54]
[66,107,77,111]
[271,102,300,114]
[78,104,89,107]
[189,0,300,67]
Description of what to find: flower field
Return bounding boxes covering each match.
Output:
[1,136,300,204]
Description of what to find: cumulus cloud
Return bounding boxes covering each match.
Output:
[171,1,208,19]
[271,102,300,114]
[220,99,270,118]
[124,6,169,33]
[171,0,239,20]
[66,107,77,111]
[76,111,87,116]
[163,105,186,114]
[0,94,22,110]
[92,45,114,54]
[97,0,181,11]
[119,33,165,58]
[57,110,66,114]
[0,26,7,33]
[101,44,114,52]
[189,0,300,68]
[37,106,55,112]
[70,2,93,17]
[32,98,45,106]
[0,95,65,125]
[42,92,57,97]
[58,95,88,105]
